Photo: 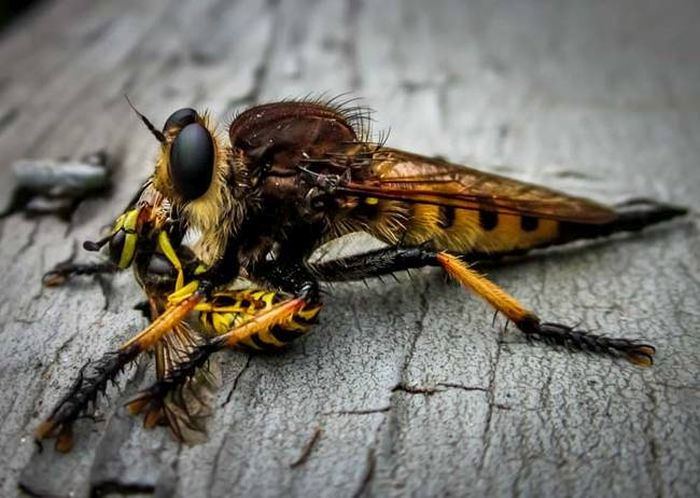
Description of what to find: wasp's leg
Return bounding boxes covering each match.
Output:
[313,247,654,367]
[42,261,118,287]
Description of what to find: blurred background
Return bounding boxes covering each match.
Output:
[0,1,698,497]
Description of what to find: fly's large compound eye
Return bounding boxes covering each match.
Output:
[163,108,197,132]
[169,123,214,200]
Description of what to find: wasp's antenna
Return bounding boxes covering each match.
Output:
[83,234,111,252]
[125,95,166,144]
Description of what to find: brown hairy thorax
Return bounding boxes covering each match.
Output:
[157,99,371,266]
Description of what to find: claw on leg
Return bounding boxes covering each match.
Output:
[127,296,310,438]
[436,251,656,367]
[520,318,656,367]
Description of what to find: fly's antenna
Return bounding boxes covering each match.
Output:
[125,94,166,144]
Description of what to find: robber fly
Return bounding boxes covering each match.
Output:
[37,97,686,451]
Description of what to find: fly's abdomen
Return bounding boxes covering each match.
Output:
[340,198,562,255]
[398,203,560,253]
[351,199,684,256]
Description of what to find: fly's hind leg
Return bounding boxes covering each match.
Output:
[436,252,655,366]
[312,246,655,367]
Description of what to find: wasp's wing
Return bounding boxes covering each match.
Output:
[336,148,616,224]
[160,322,219,444]
[129,320,219,445]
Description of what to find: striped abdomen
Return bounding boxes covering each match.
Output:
[337,197,683,256]
[197,289,321,351]
[338,197,562,254]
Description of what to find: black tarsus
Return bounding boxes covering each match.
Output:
[516,317,655,366]
[36,344,140,446]
[311,244,656,365]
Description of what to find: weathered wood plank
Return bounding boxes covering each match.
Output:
[0,0,698,497]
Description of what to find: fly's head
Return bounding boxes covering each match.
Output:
[127,100,242,266]
[153,108,221,203]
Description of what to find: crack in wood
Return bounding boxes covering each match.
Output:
[289,426,322,469]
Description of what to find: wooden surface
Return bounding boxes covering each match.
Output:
[1,0,699,496]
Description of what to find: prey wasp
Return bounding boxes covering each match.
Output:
[37,97,686,451]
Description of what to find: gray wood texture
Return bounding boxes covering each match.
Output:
[1,0,698,496]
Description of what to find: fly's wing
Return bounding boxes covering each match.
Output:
[336,147,616,224]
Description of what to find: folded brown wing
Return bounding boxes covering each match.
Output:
[338,148,616,224]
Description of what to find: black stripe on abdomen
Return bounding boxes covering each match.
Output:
[479,209,498,231]
[437,206,456,229]
[271,326,307,344]
[520,215,539,232]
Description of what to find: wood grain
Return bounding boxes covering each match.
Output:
[0,0,698,496]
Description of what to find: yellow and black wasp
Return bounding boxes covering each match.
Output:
[37,97,686,451]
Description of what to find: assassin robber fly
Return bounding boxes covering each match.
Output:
[36,97,686,451]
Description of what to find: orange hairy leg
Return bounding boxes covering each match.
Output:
[127,297,314,422]
[35,288,204,451]
[121,290,203,351]
[312,246,655,367]
[435,252,655,366]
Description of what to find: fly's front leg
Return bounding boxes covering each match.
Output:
[35,232,203,451]
[128,296,318,420]
[34,343,141,452]
[127,264,323,424]
[312,246,655,367]
[35,289,205,452]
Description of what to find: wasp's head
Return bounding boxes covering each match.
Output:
[83,185,169,270]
